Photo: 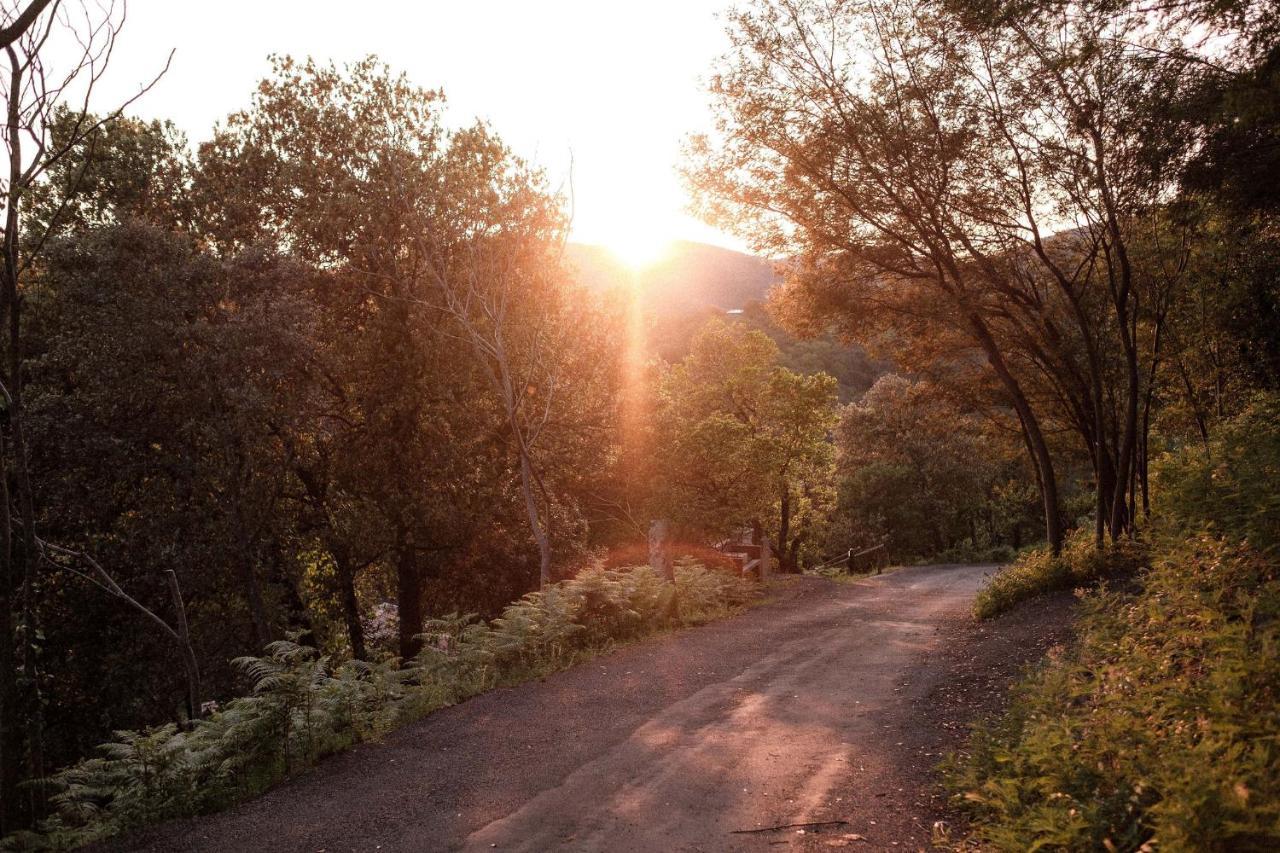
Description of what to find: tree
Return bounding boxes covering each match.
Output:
[657,319,837,568]
[400,125,612,589]
[196,56,616,652]
[828,374,1042,561]
[25,222,318,762]
[688,0,1204,551]
[688,0,1068,552]
[0,0,168,830]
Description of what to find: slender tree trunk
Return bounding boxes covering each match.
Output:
[969,314,1064,554]
[235,554,273,650]
[787,534,802,572]
[1096,449,1117,547]
[289,459,367,660]
[164,570,202,723]
[330,543,366,661]
[3,53,45,818]
[1090,122,1139,542]
[777,484,792,572]
[1138,312,1166,522]
[1110,322,1140,540]
[0,434,16,835]
[517,448,553,588]
[395,528,423,661]
[1176,355,1211,446]
[230,500,272,649]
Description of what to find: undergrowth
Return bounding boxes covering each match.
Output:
[972,528,1148,620]
[947,534,1280,851]
[5,561,754,850]
[946,397,1280,851]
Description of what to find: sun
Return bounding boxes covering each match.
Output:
[606,230,673,271]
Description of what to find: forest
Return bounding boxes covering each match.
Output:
[0,0,1277,849]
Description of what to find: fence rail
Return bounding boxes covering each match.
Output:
[811,542,890,574]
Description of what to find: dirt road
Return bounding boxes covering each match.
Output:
[109,564,1059,853]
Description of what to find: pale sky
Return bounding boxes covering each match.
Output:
[78,0,745,257]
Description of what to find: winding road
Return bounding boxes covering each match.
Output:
[109,563,1001,852]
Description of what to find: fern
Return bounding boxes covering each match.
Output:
[13,564,756,850]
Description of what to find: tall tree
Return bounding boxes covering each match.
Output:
[0,0,167,829]
[657,320,837,568]
[689,0,1204,550]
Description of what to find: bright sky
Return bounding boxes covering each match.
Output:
[80,0,745,259]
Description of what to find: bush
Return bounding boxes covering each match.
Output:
[947,534,1280,851]
[1155,394,1280,555]
[9,563,754,850]
[972,528,1148,620]
[949,399,1280,850]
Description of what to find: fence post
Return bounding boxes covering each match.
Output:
[759,536,773,581]
[649,518,674,582]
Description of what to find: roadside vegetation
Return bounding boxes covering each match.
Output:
[689,0,1280,847]
[9,562,753,850]
[948,398,1280,850]
[1,16,839,843]
[972,532,1147,620]
[0,0,1275,846]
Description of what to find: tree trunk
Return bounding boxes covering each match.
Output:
[787,534,802,572]
[969,314,1064,555]
[165,570,202,723]
[517,448,553,588]
[230,499,272,649]
[3,62,45,819]
[236,560,273,650]
[330,542,366,661]
[395,529,423,661]
[267,543,314,648]
[777,484,792,572]
[1096,447,1117,548]
[1110,328,1140,540]
[0,435,17,834]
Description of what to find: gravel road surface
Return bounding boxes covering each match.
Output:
[107,564,1065,853]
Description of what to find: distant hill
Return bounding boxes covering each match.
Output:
[565,240,778,314]
[566,240,887,402]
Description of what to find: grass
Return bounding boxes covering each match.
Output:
[972,529,1147,620]
[945,533,1280,851]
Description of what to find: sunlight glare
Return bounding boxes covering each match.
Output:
[605,229,673,271]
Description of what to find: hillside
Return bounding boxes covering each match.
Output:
[565,240,778,314]
[567,240,885,401]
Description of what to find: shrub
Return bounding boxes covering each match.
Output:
[10,563,754,850]
[1155,394,1280,555]
[947,534,1280,851]
[949,400,1280,850]
[972,528,1148,619]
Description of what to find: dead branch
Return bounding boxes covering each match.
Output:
[731,820,850,834]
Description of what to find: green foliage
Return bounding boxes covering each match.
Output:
[8,564,753,850]
[829,375,1046,563]
[656,318,838,562]
[948,535,1280,851]
[972,529,1149,620]
[951,402,1280,849]
[8,57,623,820]
[1155,394,1280,555]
